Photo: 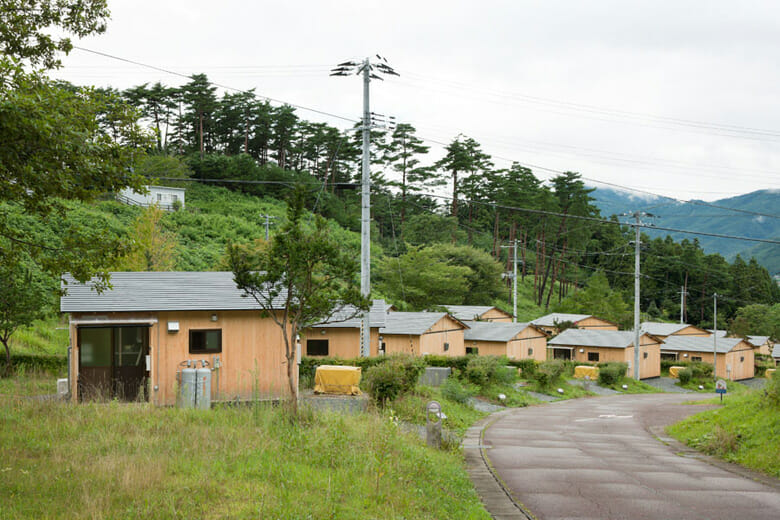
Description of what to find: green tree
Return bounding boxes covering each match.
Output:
[228,187,367,412]
[434,136,492,218]
[729,303,780,340]
[554,271,632,328]
[116,205,179,271]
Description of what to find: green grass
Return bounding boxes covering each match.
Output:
[477,382,540,407]
[667,390,780,478]
[676,379,751,395]
[528,380,595,399]
[605,377,663,394]
[0,388,490,519]
[392,386,487,436]
[8,316,69,356]
[0,373,58,397]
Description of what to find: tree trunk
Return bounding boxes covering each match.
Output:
[1,337,11,377]
[493,210,500,259]
[545,255,558,309]
[451,170,458,217]
[521,228,527,282]
[538,213,568,306]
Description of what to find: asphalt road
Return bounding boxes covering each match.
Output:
[483,394,780,520]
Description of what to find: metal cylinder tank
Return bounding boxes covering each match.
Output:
[179,368,197,408]
[195,366,212,410]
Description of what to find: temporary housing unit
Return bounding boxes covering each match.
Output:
[117,185,185,211]
[380,312,468,357]
[773,344,780,366]
[442,305,513,323]
[660,336,755,381]
[747,335,773,356]
[530,313,618,335]
[302,300,392,358]
[61,272,292,405]
[547,329,662,379]
[463,321,548,361]
[640,322,710,341]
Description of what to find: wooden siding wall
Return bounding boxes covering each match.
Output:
[670,326,711,337]
[301,327,379,358]
[468,340,506,357]
[70,310,293,405]
[506,328,548,361]
[669,342,754,381]
[481,309,513,322]
[383,334,419,355]
[569,339,661,379]
[576,317,618,331]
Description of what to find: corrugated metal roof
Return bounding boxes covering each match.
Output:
[380,312,467,336]
[312,300,390,328]
[530,313,592,327]
[443,305,509,321]
[661,335,746,354]
[708,329,728,338]
[464,321,532,342]
[640,322,696,336]
[548,329,637,349]
[772,344,780,358]
[61,272,287,312]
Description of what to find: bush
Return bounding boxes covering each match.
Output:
[362,354,424,406]
[2,354,67,376]
[515,359,537,379]
[678,367,693,385]
[598,362,628,386]
[440,377,474,405]
[463,356,514,388]
[422,355,472,373]
[534,360,565,390]
[690,362,713,381]
[765,370,780,408]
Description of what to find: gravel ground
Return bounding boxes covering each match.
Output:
[569,379,620,396]
[467,397,506,413]
[523,390,559,402]
[738,377,768,390]
[642,376,693,393]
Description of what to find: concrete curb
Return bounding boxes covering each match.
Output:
[462,409,535,520]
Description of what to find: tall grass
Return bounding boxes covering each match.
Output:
[0,397,490,519]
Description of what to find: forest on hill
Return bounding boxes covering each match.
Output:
[6,73,779,335]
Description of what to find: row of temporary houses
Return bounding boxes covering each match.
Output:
[60,272,776,406]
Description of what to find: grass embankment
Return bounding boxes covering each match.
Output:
[0,396,490,519]
[667,383,780,478]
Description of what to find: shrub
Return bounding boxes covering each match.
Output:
[422,355,471,372]
[765,370,780,408]
[534,360,565,390]
[515,359,537,379]
[598,362,627,386]
[690,362,713,381]
[697,425,739,457]
[440,377,474,405]
[362,354,424,406]
[463,356,514,388]
[678,367,693,385]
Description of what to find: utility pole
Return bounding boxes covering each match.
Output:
[679,287,688,324]
[331,56,399,357]
[713,293,718,379]
[623,210,653,380]
[260,214,276,241]
[500,240,519,322]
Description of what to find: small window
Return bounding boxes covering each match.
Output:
[443,342,450,352]
[740,356,744,362]
[157,193,162,201]
[692,356,702,362]
[528,348,533,356]
[643,352,648,359]
[466,347,479,355]
[587,352,599,362]
[306,339,328,356]
[189,329,221,354]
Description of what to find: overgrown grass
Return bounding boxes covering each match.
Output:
[392,386,487,436]
[667,390,780,478]
[0,395,490,519]
[608,377,663,394]
[8,316,68,356]
[528,380,595,399]
[0,372,58,397]
[676,379,751,394]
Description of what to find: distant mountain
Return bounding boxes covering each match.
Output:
[590,188,780,275]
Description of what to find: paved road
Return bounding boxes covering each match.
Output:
[484,394,780,520]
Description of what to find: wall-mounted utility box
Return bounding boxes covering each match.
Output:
[167,321,180,333]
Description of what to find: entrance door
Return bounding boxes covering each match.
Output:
[552,348,572,361]
[78,326,149,401]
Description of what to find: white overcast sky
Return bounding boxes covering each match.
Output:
[51,0,780,202]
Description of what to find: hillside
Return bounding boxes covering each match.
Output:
[591,188,780,274]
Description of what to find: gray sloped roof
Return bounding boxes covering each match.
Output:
[548,329,638,349]
[61,272,287,312]
[312,300,390,328]
[380,312,468,336]
[640,322,703,337]
[442,305,510,321]
[530,313,592,327]
[708,329,728,338]
[464,321,534,342]
[661,335,747,354]
[773,344,780,358]
[747,335,770,347]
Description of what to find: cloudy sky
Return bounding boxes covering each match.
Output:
[51,0,780,202]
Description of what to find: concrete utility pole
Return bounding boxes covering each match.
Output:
[260,214,276,241]
[713,293,718,378]
[500,240,519,322]
[331,56,399,357]
[623,210,653,380]
[679,286,688,324]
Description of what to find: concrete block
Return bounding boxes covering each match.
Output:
[419,367,452,387]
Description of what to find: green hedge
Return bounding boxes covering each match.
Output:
[1,354,67,375]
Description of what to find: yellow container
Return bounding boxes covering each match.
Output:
[313,365,362,395]
[669,366,687,378]
[766,369,776,379]
[574,365,599,379]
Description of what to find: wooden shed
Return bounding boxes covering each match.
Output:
[463,321,548,361]
[747,335,773,356]
[61,272,292,405]
[660,336,755,381]
[547,329,662,379]
[530,313,618,335]
[302,300,391,358]
[640,322,710,340]
[443,305,513,323]
[773,344,780,366]
[380,312,468,357]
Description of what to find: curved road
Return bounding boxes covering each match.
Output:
[483,394,780,520]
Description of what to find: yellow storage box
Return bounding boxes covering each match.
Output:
[766,369,776,379]
[314,365,362,395]
[574,366,599,379]
[669,366,687,378]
